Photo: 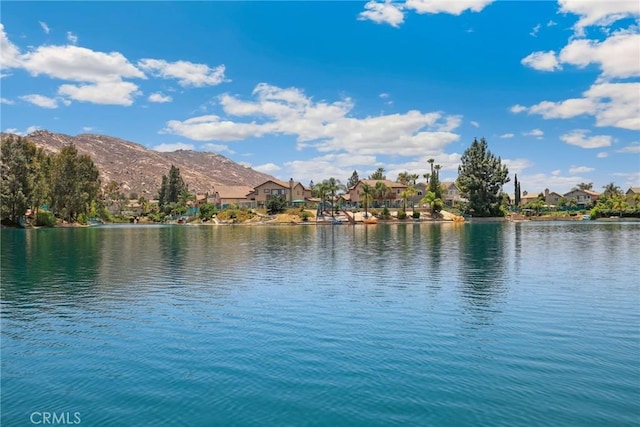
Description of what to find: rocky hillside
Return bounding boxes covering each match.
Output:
[6,130,276,197]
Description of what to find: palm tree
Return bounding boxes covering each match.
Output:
[400,186,417,212]
[421,191,443,215]
[313,181,329,217]
[359,183,374,218]
[396,171,411,186]
[374,181,390,208]
[602,182,621,198]
[611,194,628,217]
[324,177,346,217]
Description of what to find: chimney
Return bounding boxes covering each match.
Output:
[289,178,294,204]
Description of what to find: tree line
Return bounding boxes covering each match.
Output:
[1,135,100,225]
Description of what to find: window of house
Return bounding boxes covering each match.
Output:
[264,189,270,194]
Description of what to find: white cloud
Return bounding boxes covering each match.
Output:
[20,94,59,109]
[596,151,608,158]
[405,0,494,15]
[358,1,405,27]
[66,32,78,45]
[520,82,640,130]
[612,171,640,188]
[254,163,282,174]
[551,170,561,176]
[82,126,94,132]
[547,20,557,27]
[510,104,527,113]
[530,24,541,37]
[616,142,640,154]
[470,120,479,128]
[519,172,591,194]
[523,129,544,137]
[1,97,14,105]
[6,125,42,136]
[58,81,140,106]
[203,143,235,154]
[379,92,390,99]
[521,50,561,71]
[148,92,172,103]
[502,158,533,176]
[22,45,144,82]
[568,165,595,174]
[558,0,640,36]
[164,83,462,158]
[151,142,195,152]
[560,129,612,149]
[559,30,640,80]
[499,133,514,139]
[39,21,50,35]
[0,24,21,69]
[138,59,227,87]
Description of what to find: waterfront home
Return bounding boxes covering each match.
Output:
[208,185,254,208]
[543,189,563,206]
[248,179,311,208]
[348,179,408,208]
[626,187,640,207]
[563,188,600,207]
[441,181,463,206]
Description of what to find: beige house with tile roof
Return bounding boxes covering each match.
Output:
[348,179,408,208]
[564,188,600,207]
[208,185,254,208]
[248,179,312,207]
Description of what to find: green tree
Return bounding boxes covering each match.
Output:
[198,202,217,220]
[457,137,510,217]
[602,182,622,198]
[396,171,411,186]
[158,165,187,214]
[420,191,443,215]
[577,182,593,190]
[368,167,386,180]
[374,181,390,207]
[347,170,360,189]
[323,177,346,217]
[313,181,330,216]
[359,182,374,218]
[0,136,33,224]
[514,174,521,208]
[50,144,100,222]
[266,195,287,214]
[400,186,417,212]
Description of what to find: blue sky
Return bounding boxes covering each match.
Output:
[1,1,638,194]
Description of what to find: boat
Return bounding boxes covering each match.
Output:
[331,218,343,225]
[363,217,378,225]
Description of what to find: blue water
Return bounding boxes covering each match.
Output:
[1,222,639,426]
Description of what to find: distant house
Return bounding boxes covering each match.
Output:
[209,185,254,208]
[520,192,539,206]
[348,179,408,208]
[564,188,600,207]
[543,189,563,206]
[626,187,640,207]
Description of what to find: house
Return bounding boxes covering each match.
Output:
[348,179,408,208]
[248,178,311,208]
[626,187,640,207]
[563,188,600,207]
[441,182,463,206]
[520,192,539,206]
[209,185,254,208]
[543,189,563,206]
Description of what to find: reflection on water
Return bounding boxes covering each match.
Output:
[1,223,639,426]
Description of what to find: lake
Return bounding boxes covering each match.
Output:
[1,222,639,426]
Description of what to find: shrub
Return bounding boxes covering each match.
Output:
[35,211,56,227]
[381,207,391,220]
[300,211,313,222]
[77,213,87,225]
[412,211,421,219]
[397,209,407,220]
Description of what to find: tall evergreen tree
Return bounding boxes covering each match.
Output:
[457,138,510,217]
[514,174,521,207]
[347,170,360,189]
[368,167,386,180]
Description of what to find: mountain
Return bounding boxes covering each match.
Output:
[7,130,276,198]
